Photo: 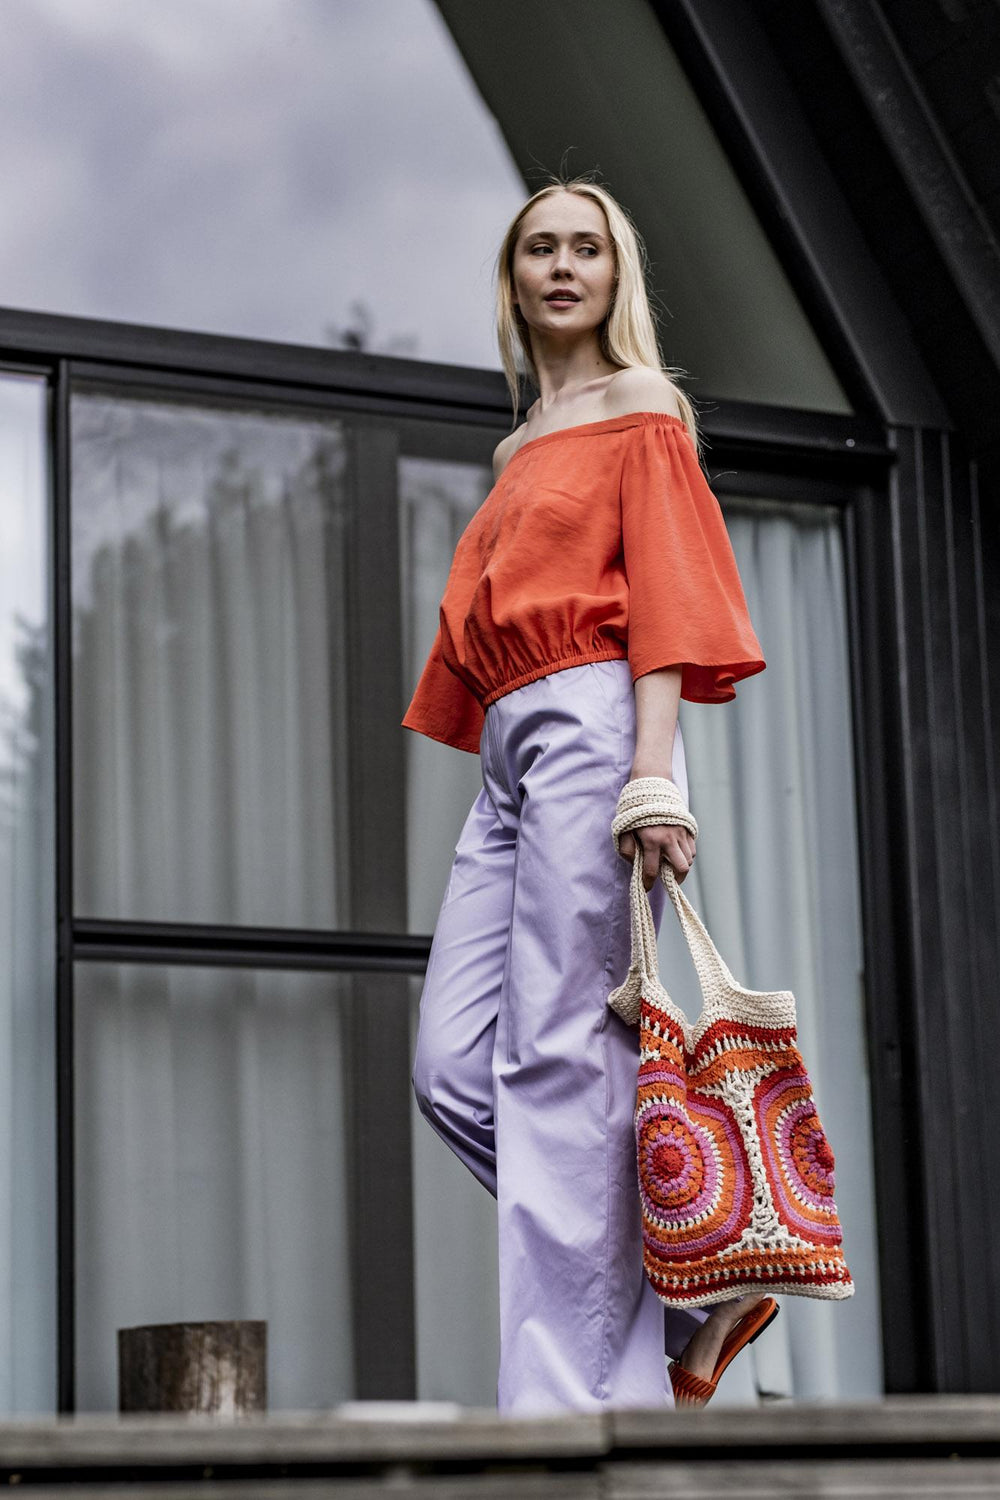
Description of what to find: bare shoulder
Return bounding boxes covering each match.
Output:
[494,429,524,480]
[492,427,525,482]
[603,366,683,420]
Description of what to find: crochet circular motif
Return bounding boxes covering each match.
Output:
[636,1093,750,1258]
[639,1108,714,1216]
[756,1068,843,1245]
[786,1104,836,1200]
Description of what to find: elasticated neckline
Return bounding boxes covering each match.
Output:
[502,410,686,473]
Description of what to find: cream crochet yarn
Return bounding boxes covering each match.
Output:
[610,775,698,856]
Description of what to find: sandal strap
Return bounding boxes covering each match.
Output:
[713,1296,779,1383]
[668,1360,718,1406]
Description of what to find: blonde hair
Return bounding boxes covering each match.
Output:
[495,175,703,462]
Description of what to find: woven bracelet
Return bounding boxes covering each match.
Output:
[610,775,698,855]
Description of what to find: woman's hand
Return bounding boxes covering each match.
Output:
[625,668,694,886]
[618,824,696,890]
[620,680,696,887]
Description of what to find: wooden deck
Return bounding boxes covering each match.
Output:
[0,1396,997,1495]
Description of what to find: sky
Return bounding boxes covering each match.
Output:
[0,0,527,367]
[0,0,530,720]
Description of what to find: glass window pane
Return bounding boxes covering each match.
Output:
[0,371,56,1414]
[399,453,489,934]
[408,977,498,1405]
[75,961,355,1412]
[1,0,524,369]
[71,388,352,928]
[399,454,502,1399]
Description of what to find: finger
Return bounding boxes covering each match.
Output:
[662,831,689,867]
[618,831,634,861]
[632,833,651,891]
[671,830,695,864]
[642,840,661,891]
[667,839,694,884]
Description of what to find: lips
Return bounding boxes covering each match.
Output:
[545,292,579,302]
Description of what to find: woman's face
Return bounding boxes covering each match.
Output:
[511,191,617,342]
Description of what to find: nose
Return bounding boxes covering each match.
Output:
[551,244,574,277]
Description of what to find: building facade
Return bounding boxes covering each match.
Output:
[0,0,997,1411]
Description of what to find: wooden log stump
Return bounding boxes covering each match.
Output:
[118,1320,267,1415]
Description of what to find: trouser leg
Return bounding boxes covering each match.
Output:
[411,783,514,1198]
[412,658,712,1406]
[484,659,703,1413]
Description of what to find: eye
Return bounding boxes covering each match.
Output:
[529,244,552,254]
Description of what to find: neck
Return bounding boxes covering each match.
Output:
[529,333,621,411]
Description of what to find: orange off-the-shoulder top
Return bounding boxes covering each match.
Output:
[401,411,766,755]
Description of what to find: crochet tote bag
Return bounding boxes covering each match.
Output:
[608,847,855,1309]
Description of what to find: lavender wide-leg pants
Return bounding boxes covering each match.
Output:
[412,659,710,1415]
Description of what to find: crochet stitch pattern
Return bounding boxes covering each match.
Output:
[609,777,854,1307]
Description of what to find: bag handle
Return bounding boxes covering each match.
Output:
[625,832,667,987]
[608,836,740,1026]
[607,831,660,1024]
[657,853,741,997]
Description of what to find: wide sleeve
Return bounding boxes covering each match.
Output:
[620,421,766,702]
[401,623,485,755]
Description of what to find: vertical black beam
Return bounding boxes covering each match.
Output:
[970,456,1000,1100]
[342,425,416,1399]
[869,423,1000,1393]
[842,474,928,1394]
[814,0,1000,375]
[943,435,1000,1391]
[52,360,75,1412]
[889,426,966,1390]
[844,423,1000,1395]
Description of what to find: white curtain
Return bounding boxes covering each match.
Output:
[71,393,350,931]
[74,963,354,1412]
[400,457,500,1405]
[71,392,356,1411]
[0,373,56,1413]
[404,483,883,1406]
[660,498,882,1404]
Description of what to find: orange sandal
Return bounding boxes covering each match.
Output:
[669,1296,780,1408]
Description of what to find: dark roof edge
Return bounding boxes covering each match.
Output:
[817,0,1000,375]
[652,0,949,428]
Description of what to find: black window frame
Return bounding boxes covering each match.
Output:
[0,305,897,1410]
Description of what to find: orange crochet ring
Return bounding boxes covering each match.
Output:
[668,1296,780,1408]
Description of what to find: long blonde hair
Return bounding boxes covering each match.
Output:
[495,175,703,462]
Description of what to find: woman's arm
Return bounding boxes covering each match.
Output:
[617,665,698,889]
[631,664,682,781]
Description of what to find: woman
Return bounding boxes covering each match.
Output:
[403,176,773,1414]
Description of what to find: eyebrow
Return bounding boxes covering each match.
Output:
[522,229,609,244]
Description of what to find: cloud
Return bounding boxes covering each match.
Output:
[0,0,525,367]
